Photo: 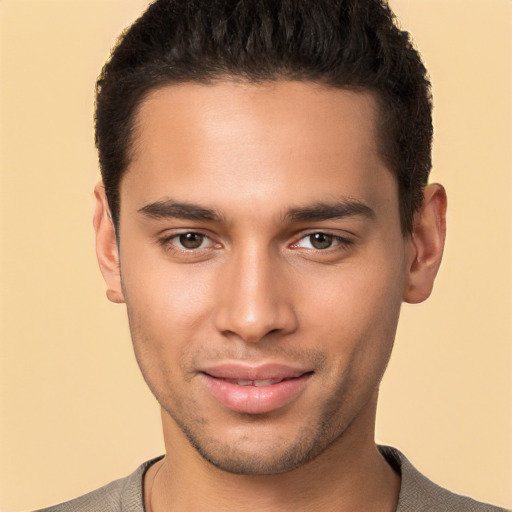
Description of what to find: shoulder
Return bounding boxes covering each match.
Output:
[33,457,162,512]
[379,446,509,512]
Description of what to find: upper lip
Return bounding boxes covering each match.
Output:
[200,363,312,381]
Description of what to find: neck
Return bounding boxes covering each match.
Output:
[145,394,400,512]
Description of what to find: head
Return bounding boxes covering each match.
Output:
[95,0,432,236]
[93,0,446,477]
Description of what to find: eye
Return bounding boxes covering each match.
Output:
[307,233,333,249]
[159,231,215,251]
[293,232,352,250]
[176,232,208,249]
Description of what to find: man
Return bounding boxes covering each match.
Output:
[36,0,507,511]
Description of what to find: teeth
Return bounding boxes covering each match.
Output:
[230,379,283,386]
[253,379,276,386]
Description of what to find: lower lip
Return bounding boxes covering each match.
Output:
[201,373,312,414]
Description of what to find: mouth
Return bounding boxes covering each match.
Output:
[200,364,313,414]
[220,377,294,387]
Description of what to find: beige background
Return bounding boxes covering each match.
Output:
[0,0,511,510]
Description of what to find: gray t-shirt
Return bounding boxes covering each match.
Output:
[34,446,508,511]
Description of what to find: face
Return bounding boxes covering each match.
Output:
[102,81,415,475]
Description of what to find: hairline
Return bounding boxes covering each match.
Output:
[114,76,405,235]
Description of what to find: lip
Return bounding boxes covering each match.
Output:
[200,363,313,414]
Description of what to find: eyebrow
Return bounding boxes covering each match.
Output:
[284,200,376,223]
[138,198,375,224]
[138,200,223,222]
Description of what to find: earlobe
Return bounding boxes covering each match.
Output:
[403,184,447,304]
[93,181,125,304]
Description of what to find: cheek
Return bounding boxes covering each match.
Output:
[297,252,405,375]
[122,280,204,406]
[119,253,218,382]
[121,244,215,328]
[304,260,403,327]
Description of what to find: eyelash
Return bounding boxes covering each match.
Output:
[157,231,354,254]
[291,232,354,251]
[158,231,217,253]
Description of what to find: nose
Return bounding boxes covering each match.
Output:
[213,245,298,343]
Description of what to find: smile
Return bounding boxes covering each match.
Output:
[222,378,287,386]
[200,364,313,414]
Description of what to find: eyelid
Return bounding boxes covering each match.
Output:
[290,230,355,249]
[156,228,355,254]
[157,230,221,251]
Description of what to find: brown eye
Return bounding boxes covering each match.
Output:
[178,233,205,249]
[309,233,333,249]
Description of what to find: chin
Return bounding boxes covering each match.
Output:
[189,440,319,476]
[173,409,347,476]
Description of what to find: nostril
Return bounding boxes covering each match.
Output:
[214,292,298,343]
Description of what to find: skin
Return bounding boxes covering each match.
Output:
[94,81,446,511]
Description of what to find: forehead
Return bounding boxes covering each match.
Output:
[122,80,396,219]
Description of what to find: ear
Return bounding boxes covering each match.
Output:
[403,183,447,304]
[93,182,125,304]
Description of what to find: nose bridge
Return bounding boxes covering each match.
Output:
[215,240,296,342]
